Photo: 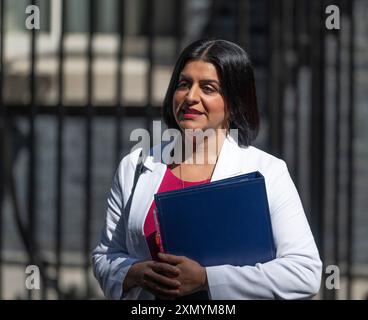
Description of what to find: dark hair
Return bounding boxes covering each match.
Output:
[162,38,259,147]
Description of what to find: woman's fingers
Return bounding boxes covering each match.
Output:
[143,268,181,289]
[142,278,180,298]
[151,262,181,278]
[136,261,183,298]
[157,252,184,264]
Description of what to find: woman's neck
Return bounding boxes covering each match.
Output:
[181,129,226,165]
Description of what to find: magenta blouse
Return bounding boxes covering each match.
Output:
[143,166,210,260]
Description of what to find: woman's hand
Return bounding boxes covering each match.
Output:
[123,260,182,299]
[157,252,208,297]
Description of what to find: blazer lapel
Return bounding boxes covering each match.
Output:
[211,134,245,182]
[126,136,178,257]
[143,132,247,182]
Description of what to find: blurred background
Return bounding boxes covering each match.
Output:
[0,0,367,300]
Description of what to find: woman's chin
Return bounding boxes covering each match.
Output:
[179,120,205,131]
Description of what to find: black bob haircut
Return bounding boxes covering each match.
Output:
[162,38,259,147]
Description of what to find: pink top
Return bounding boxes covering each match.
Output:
[143,166,210,260]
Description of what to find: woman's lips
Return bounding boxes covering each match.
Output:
[185,108,203,114]
[183,113,201,119]
[182,107,204,119]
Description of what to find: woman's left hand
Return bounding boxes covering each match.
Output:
[157,252,208,297]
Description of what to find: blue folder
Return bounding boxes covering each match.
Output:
[154,171,276,267]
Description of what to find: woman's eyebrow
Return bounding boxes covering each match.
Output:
[178,74,191,81]
[179,74,220,85]
[200,79,220,85]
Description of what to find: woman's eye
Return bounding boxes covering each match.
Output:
[177,81,189,88]
[202,85,216,93]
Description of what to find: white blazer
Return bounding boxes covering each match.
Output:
[92,134,322,300]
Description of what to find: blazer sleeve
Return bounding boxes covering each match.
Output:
[91,158,143,300]
[205,160,323,299]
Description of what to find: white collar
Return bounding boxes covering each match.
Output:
[142,132,247,181]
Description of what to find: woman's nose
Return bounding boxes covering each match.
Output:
[185,85,200,104]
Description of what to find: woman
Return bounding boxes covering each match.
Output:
[92,39,322,300]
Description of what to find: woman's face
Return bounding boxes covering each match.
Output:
[173,60,227,132]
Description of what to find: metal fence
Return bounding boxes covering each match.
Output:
[0,0,364,299]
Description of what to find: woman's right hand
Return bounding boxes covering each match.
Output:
[123,260,182,299]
